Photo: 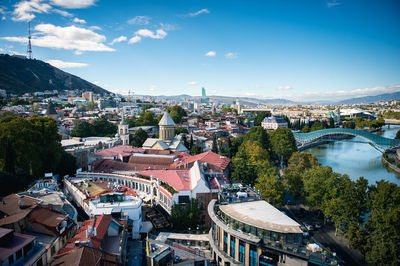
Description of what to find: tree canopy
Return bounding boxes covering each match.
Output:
[270,127,297,162]
[131,128,148,147]
[70,116,117,138]
[0,116,63,177]
[135,111,158,126]
[167,105,186,124]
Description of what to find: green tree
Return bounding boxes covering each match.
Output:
[221,107,237,114]
[126,116,136,128]
[141,104,153,112]
[167,105,187,124]
[190,145,203,155]
[211,135,219,153]
[363,181,400,265]
[0,116,62,177]
[270,127,297,163]
[92,116,117,137]
[231,141,270,186]
[302,165,338,210]
[175,126,188,135]
[255,166,284,207]
[86,102,98,111]
[229,135,245,158]
[343,120,356,129]
[254,111,271,126]
[56,151,77,178]
[70,120,94,137]
[301,125,310,133]
[28,116,63,176]
[310,120,326,132]
[131,128,148,147]
[244,126,269,150]
[282,152,320,200]
[170,199,200,230]
[136,111,158,126]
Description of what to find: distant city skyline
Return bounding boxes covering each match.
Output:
[0,0,399,101]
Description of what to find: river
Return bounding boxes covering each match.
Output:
[304,126,400,186]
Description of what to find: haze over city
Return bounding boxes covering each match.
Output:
[0,0,399,101]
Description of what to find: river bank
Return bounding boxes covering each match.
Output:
[303,126,400,186]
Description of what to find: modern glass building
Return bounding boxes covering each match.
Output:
[208,186,341,266]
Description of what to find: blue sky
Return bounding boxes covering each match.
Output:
[0,0,399,101]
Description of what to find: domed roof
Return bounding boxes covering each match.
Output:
[158,111,175,126]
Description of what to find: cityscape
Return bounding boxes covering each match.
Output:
[0,1,400,266]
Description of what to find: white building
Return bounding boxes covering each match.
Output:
[261,117,288,130]
[63,177,144,239]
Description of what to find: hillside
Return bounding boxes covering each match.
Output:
[0,54,108,95]
[337,91,400,105]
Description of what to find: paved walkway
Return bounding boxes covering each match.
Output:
[285,205,366,265]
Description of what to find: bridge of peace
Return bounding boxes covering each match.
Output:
[293,128,400,152]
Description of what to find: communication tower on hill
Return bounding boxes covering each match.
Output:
[27,21,32,59]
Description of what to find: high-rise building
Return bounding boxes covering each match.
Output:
[201,87,208,104]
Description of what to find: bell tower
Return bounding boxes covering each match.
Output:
[158,111,175,141]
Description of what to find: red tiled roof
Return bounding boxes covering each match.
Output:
[95,145,144,157]
[52,246,119,266]
[173,151,230,170]
[137,169,192,191]
[0,230,36,262]
[28,206,68,235]
[0,194,39,227]
[59,215,111,253]
[0,194,40,216]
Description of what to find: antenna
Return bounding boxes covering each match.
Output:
[27,21,32,59]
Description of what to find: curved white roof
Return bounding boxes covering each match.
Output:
[220,200,302,234]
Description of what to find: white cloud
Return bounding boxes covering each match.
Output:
[205,50,216,57]
[149,85,156,91]
[327,1,341,8]
[225,52,238,59]
[1,23,114,52]
[73,17,86,24]
[187,8,210,17]
[53,9,73,17]
[272,84,400,101]
[89,25,101,30]
[128,35,141,44]
[50,0,97,9]
[12,0,51,22]
[127,15,150,25]
[46,59,88,68]
[187,81,197,85]
[110,35,127,45]
[159,23,177,31]
[135,29,167,39]
[277,86,293,91]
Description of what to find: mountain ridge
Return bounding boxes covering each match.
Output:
[0,54,108,95]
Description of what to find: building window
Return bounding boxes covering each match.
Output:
[16,249,23,260]
[51,245,56,256]
[249,245,257,266]
[36,257,43,266]
[178,195,190,204]
[8,255,14,265]
[230,236,235,259]
[24,242,33,255]
[223,232,228,253]
[239,240,245,263]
